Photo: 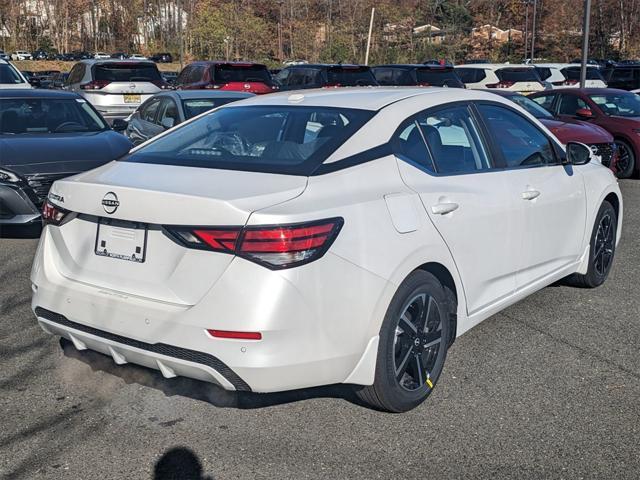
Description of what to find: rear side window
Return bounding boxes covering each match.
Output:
[393,120,435,171]
[326,67,377,86]
[212,64,273,86]
[126,106,374,175]
[94,63,161,82]
[496,68,540,82]
[478,104,556,168]
[140,98,161,122]
[609,68,634,82]
[0,64,25,84]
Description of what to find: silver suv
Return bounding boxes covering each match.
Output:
[64,59,168,122]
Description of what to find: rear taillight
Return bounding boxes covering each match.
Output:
[164,218,343,269]
[486,80,515,89]
[552,79,579,86]
[80,80,111,90]
[42,200,70,226]
[323,83,342,88]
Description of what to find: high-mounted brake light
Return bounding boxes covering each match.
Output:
[164,218,344,269]
[42,200,70,226]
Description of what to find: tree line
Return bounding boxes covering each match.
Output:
[1,0,638,64]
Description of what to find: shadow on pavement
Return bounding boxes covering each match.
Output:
[154,447,214,480]
[0,223,42,239]
[59,338,368,410]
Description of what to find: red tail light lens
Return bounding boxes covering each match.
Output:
[42,200,70,226]
[164,218,343,269]
[80,80,111,90]
[486,81,515,89]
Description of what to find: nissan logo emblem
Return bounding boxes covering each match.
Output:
[102,192,120,214]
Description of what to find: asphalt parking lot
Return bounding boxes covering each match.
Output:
[1,180,639,480]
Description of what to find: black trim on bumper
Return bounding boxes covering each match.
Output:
[34,307,252,392]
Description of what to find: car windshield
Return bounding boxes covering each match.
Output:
[213,65,273,85]
[125,106,374,175]
[508,94,553,119]
[94,63,161,82]
[0,97,108,134]
[415,68,463,87]
[496,68,540,82]
[327,67,377,86]
[562,67,605,81]
[0,64,26,84]
[181,98,244,119]
[589,92,640,117]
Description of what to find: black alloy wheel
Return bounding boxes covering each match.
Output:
[614,139,636,178]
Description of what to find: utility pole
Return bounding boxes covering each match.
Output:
[523,0,529,61]
[364,8,375,65]
[178,0,184,70]
[278,0,284,62]
[580,0,592,88]
[530,0,537,64]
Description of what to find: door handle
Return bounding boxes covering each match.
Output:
[521,190,541,201]
[431,202,459,215]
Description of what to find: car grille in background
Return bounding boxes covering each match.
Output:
[25,173,75,206]
[589,143,616,167]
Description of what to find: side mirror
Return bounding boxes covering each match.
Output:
[112,118,128,132]
[575,108,593,119]
[161,117,175,130]
[565,141,592,166]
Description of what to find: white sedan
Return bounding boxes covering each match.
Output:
[31,88,622,412]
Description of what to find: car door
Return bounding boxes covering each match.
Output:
[475,103,587,289]
[395,104,524,316]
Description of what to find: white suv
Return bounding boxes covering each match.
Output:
[0,59,31,89]
[455,64,545,93]
[534,63,608,88]
[32,88,622,412]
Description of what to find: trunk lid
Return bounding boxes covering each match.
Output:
[47,162,307,304]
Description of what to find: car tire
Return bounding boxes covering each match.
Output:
[614,139,636,179]
[356,270,452,413]
[566,200,617,288]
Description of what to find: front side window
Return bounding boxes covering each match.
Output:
[508,94,554,119]
[478,104,556,168]
[140,98,161,122]
[589,92,640,117]
[158,99,179,127]
[558,95,590,115]
[531,94,556,112]
[125,106,374,175]
[418,106,491,174]
[0,97,107,134]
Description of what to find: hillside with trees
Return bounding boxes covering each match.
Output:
[1,0,638,65]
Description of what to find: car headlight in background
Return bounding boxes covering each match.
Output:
[0,168,21,183]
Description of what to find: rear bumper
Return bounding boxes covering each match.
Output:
[31,226,389,393]
[0,185,41,225]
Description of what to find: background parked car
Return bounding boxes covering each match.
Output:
[11,51,33,61]
[0,50,9,61]
[161,71,178,86]
[129,54,148,60]
[0,61,31,89]
[49,72,69,89]
[94,52,111,59]
[493,90,618,174]
[604,64,640,91]
[119,90,254,145]
[0,89,132,225]
[110,52,128,60]
[150,52,173,63]
[454,64,545,93]
[64,59,169,123]
[175,61,276,94]
[530,88,640,178]
[372,64,464,88]
[31,49,48,60]
[274,63,378,90]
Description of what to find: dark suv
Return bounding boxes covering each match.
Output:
[150,52,173,63]
[274,64,378,90]
[175,61,276,94]
[372,64,464,88]
[604,64,640,90]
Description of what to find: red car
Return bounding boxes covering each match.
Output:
[529,88,640,178]
[175,61,277,94]
[494,91,618,174]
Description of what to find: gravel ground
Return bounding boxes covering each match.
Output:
[1,180,639,480]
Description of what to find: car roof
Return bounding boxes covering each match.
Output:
[78,59,156,65]
[187,61,267,67]
[455,64,535,69]
[373,64,454,69]
[164,90,255,100]
[222,87,502,111]
[0,89,81,99]
[285,63,370,69]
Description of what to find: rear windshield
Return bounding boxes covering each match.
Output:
[415,68,464,87]
[125,106,374,175]
[326,67,377,86]
[496,68,540,82]
[0,64,26,84]
[213,65,273,86]
[507,94,553,119]
[181,97,245,119]
[589,92,640,117]
[0,97,107,134]
[94,63,161,82]
[562,67,605,81]
[534,67,552,81]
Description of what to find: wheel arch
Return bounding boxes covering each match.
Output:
[415,262,458,346]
